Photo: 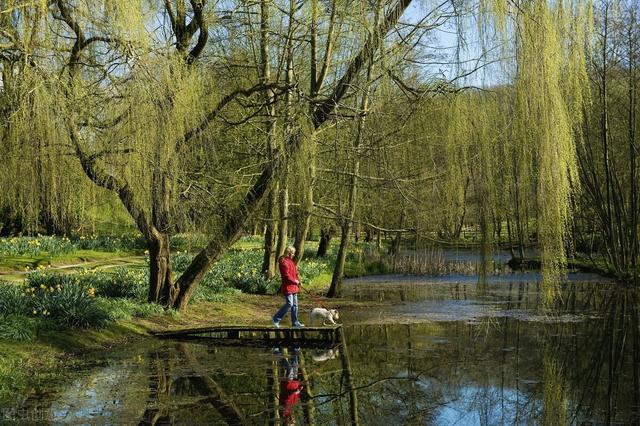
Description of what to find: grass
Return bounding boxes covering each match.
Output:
[306,271,333,293]
[0,250,145,282]
[0,340,63,407]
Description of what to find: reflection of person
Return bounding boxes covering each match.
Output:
[272,246,304,327]
[278,348,303,424]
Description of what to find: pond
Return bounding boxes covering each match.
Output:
[12,272,640,425]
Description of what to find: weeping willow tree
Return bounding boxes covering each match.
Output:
[479,0,593,302]
[1,70,97,234]
[439,96,472,240]
[1,0,419,310]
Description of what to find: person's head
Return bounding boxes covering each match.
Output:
[285,246,296,259]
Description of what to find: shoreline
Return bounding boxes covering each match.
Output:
[0,286,387,406]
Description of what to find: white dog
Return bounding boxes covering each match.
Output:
[309,307,340,326]
[312,348,340,363]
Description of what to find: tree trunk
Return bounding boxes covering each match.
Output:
[259,0,278,279]
[327,1,379,298]
[171,152,285,310]
[339,329,360,426]
[275,178,289,259]
[293,158,314,263]
[262,200,277,278]
[148,230,173,304]
[317,226,334,257]
[328,223,350,298]
[276,2,294,261]
[388,231,401,256]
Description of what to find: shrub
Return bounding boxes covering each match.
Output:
[169,234,209,251]
[0,234,149,257]
[233,274,279,295]
[0,283,29,316]
[173,248,327,295]
[297,259,326,284]
[0,235,75,257]
[207,249,280,294]
[0,315,38,341]
[171,252,194,273]
[72,234,146,252]
[25,273,109,328]
[81,268,147,299]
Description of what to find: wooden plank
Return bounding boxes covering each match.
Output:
[153,324,341,338]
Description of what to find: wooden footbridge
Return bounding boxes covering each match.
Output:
[152,324,343,346]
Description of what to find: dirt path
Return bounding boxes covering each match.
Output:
[0,256,146,281]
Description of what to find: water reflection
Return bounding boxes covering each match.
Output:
[15,280,640,425]
[117,339,360,425]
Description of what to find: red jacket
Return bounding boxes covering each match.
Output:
[279,257,300,295]
[279,379,302,418]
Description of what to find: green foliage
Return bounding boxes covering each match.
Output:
[0,235,75,256]
[0,283,29,315]
[0,234,146,258]
[169,234,210,252]
[172,248,330,295]
[81,268,148,299]
[0,315,39,341]
[297,259,328,284]
[94,298,164,321]
[72,234,146,252]
[25,273,109,328]
[190,286,241,303]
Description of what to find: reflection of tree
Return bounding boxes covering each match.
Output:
[542,356,568,425]
[546,286,640,424]
[138,343,245,425]
[137,298,638,425]
[139,348,174,425]
[297,350,316,425]
[177,343,245,425]
[339,330,359,426]
[267,357,280,426]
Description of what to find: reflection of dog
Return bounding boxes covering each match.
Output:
[312,348,339,363]
[309,308,340,325]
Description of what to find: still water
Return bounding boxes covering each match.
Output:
[16,273,640,425]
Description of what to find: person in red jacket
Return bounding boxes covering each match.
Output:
[272,246,305,327]
[278,347,303,423]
